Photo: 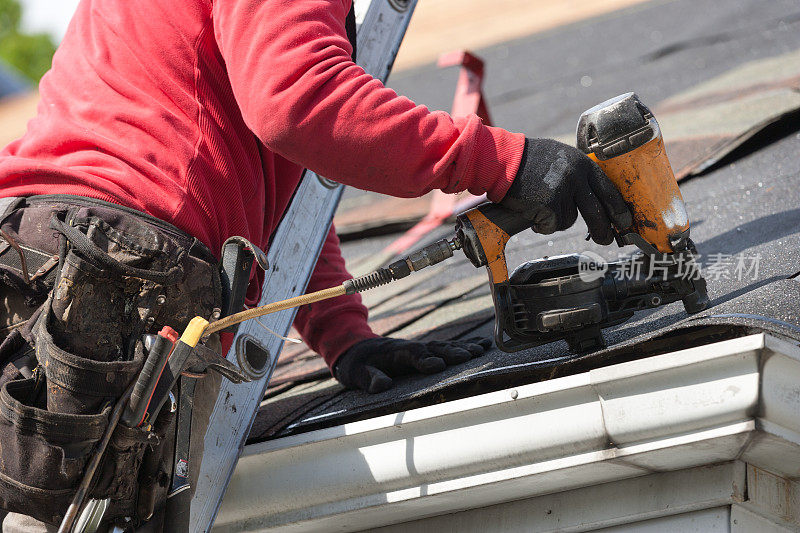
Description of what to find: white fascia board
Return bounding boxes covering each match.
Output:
[373,462,746,533]
[214,334,800,532]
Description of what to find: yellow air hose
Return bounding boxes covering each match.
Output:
[195,235,461,338]
[204,285,346,335]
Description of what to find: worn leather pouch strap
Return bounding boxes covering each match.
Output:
[219,239,254,334]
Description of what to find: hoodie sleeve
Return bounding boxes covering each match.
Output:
[211,0,524,202]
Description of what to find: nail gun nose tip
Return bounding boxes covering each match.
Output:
[682,291,710,314]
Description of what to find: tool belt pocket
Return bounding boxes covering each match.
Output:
[35,303,146,415]
[0,376,110,525]
[48,211,184,357]
[43,209,186,414]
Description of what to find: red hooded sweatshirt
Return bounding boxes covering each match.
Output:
[0,0,524,367]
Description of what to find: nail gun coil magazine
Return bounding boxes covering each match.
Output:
[494,252,708,353]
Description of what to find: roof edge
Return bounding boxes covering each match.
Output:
[215,333,800,532]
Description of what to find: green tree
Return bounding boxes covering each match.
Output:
[0,0,22,36]
[0,0,56,82]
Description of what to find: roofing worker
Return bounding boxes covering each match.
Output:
[0,0,631,530]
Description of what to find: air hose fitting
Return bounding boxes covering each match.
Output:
[344,236,461,295]
[344,268,394,294]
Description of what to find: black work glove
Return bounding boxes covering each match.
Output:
[334,337,492,393]
[501,138,633,245]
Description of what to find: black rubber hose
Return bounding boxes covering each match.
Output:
[344,268,394,294]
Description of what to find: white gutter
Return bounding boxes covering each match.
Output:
[213,333,800,532]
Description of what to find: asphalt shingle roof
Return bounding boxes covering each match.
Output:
[249,0,800,443]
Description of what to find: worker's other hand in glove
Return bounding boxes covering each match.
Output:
[500,138,633,245]
[334,337,492,393]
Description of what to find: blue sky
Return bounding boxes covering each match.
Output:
[19,0,81,42]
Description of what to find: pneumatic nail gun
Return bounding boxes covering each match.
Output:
[453,93,709,352]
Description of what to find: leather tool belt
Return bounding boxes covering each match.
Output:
[0,195,228,529]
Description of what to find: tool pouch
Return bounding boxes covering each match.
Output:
[0,274,159,524]
[0,372,156,525]
[0,196,222,527]
[0,376,111,525]
[36,301,149,415]
[44,209,185,414]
